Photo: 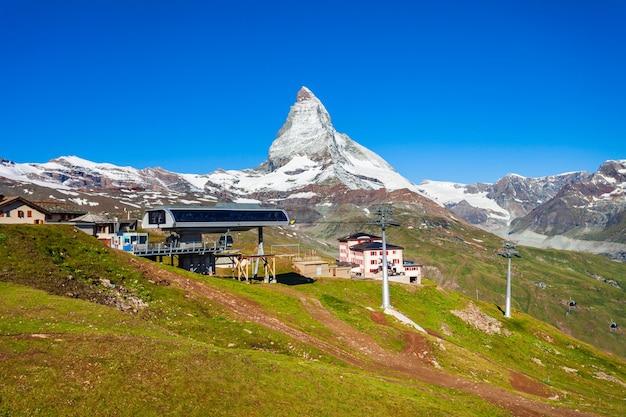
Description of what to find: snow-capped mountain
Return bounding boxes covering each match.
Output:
[419,162,626,236]
[1,87,624,259]
[0,156,199,193]
[419,171,590,231]
[509,160,626,242]
[418,160,626,259]
[265,87,416,191]
[0,87,424,208]
[198,87,420,196]
[1,87,421,205]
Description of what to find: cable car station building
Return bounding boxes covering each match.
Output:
[137,203,290,281]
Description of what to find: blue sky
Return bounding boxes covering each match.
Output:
[1,0,624,184]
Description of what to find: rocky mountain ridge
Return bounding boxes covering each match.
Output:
[510,160,626,242]
[419,170,596,231]
[419,161,626,259]
[1,87,624,258]
[1,87,419,198]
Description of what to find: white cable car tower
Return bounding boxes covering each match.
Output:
[498,241,521,318]
[369,205,400,309]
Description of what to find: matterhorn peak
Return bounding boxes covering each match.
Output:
[262,86,419,192]
[296,86,315,102]
[267,86,334,171]
[0,87,420,200]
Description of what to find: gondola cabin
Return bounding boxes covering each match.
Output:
[219,233,234,248]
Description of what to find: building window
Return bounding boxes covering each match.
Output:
[27,210,32,218]
[18,210,24,218]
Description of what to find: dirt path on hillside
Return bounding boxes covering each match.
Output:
[136,260,598,417]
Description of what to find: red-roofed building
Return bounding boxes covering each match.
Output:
[338,232,421,284]
[0,195,50,224]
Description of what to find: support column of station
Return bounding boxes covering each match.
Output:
[254,226,264,278]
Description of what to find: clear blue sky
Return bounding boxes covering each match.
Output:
[1,0,624,184]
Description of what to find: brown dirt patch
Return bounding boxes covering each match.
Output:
[370,310,389,325]
[425,328,445,339]
[510,371,552,398]
[402,331,436,365]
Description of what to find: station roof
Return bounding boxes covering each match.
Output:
[142,204,290,233]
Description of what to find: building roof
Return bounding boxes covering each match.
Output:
[0,196,52,215]
[70,213,113,223]
[338,232,382,242]
[349,241,404,252]
[336,261,359,268]
[33,201,87,215]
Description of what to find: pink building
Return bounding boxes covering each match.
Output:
[338,232,421,284]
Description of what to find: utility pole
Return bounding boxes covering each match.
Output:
[498,242,521,318]
[369,205,399,309]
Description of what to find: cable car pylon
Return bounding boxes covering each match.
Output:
[368,204,400,309]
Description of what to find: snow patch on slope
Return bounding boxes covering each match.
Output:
[419,180,509,220]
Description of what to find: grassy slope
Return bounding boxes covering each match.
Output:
[3,283,514,417]
[1,224,625,416]
[394,219,626,359]
[287,204,626,359]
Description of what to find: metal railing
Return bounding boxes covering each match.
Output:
[132,241,219,257]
